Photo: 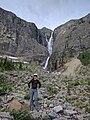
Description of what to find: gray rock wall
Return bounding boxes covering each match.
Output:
[49,13,90,70]
[0,8,49,63]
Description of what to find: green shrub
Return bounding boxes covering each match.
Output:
[19,62,23,70]
[38,95,43,101]
[85,107,90,113]
[3,84,12,91]
[88,80,90,86]
[0,74,12,93]
[65,97,72,103]
[27,62,39,73]
[46,84,57,95]
[73,81,80,86]
[0,58,15,71]
[72,101,81,108]
[67,87,71,95]
[21,79,24,83]
[0,87,5,95]
[78,51,90,65]
[24,92,30,100]
[0,58,26,71]
[10,109,34,120]
[86,86,90,91]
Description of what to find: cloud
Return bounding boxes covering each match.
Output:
[0,0,90,29]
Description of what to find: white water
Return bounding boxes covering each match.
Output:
[43,32,53,69]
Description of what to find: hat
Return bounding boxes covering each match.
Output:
[34,73,38,76]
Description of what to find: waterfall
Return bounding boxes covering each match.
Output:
[43,32,53,69]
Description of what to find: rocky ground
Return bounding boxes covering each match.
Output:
[0,59,90,120]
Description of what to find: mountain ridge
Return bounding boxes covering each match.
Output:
[0,7,90,67]
[0,7,53,63]
[49,13,90,70]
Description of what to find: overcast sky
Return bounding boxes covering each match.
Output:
[0,0,90,29]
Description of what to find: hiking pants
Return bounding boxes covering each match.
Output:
[30,89,39,110]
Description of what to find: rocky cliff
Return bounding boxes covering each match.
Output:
[0,8,52,63]
[49,13,90,70]
[39,27,52,42]
[0,8,90,68]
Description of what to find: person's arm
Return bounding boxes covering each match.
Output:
[38,80,41,88]
[28,80,32,88]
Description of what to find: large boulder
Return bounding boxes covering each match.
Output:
[0,112,13,120]
[53,105,63,113]
[9,99,22,111]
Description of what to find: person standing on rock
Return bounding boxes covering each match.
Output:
[28,74,41,111]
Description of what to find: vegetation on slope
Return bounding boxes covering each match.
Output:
[78,51,90,65]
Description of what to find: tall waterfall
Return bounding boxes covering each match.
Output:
[43,32,53,69]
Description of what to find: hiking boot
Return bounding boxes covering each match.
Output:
[30,107,34,111]
[36,108,39,112]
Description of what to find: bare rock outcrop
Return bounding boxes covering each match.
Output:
[0,8,50,63]
[49,13,90,70]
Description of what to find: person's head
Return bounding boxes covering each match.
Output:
[33,73,38,80]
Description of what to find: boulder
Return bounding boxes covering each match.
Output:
[0,112,13,120]
[49,104,54,108]
[48,111,57,119]
[64,110,77,115]
[41,111,50,120]
[53,105,63,113]
[9,99,21,111]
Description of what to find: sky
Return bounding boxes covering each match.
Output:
[0,0,90,30]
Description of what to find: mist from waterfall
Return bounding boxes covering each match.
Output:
[43,32,53,69]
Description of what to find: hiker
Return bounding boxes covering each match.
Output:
[28,74,41,111]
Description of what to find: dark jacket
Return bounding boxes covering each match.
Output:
[28,79,41,89]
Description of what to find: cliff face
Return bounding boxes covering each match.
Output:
[0,8,49,63]
[49,13,90,70]
[39,27,52,39]
[0,8,90,67]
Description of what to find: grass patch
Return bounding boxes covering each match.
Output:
[10,109,34,120]
[85,107,90,113]
[24,92,30,100]
[46,84,57,96]
[78,51,90,65]
[0,74,12,93]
